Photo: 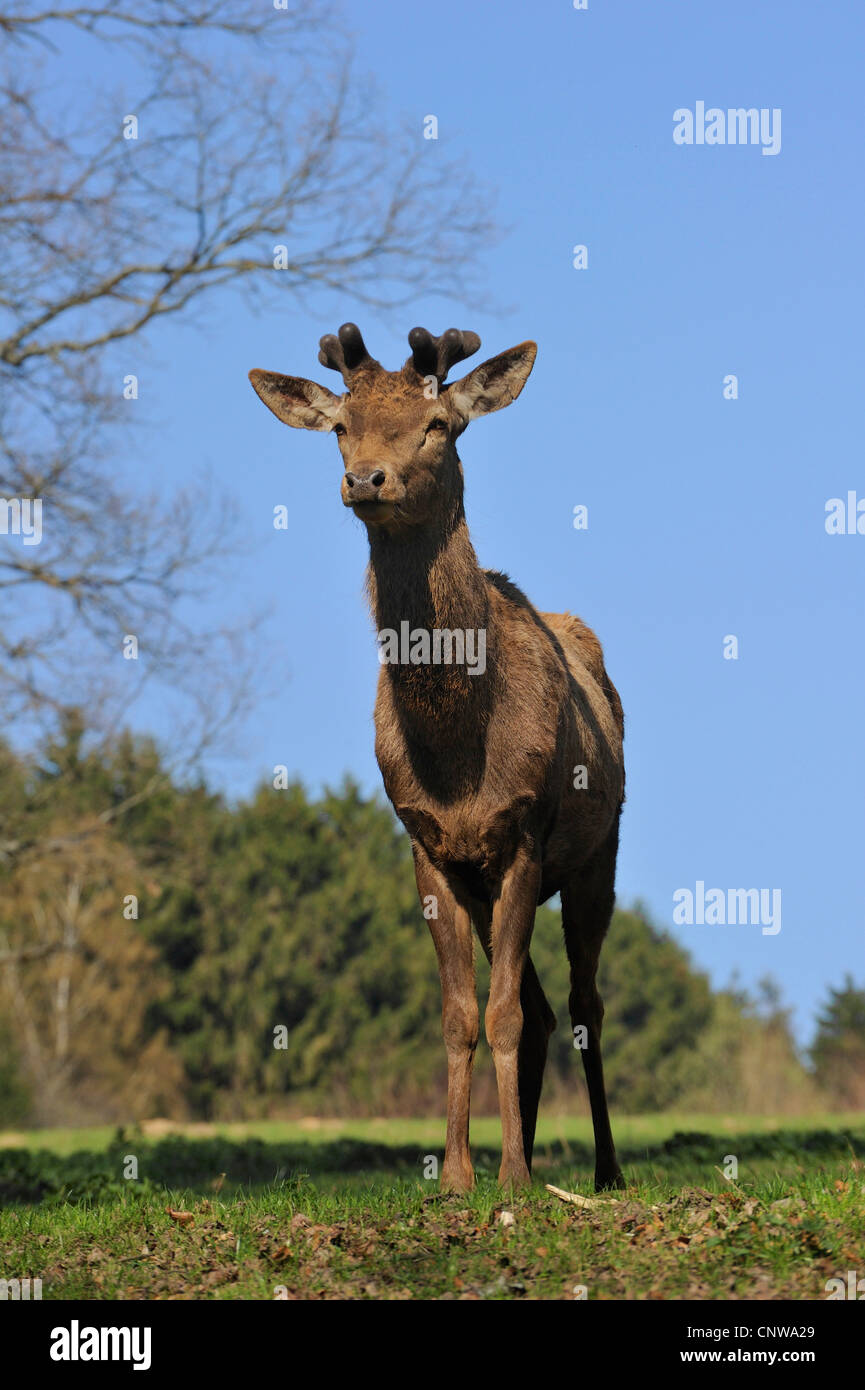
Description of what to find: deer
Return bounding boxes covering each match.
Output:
[249,323,626,1192]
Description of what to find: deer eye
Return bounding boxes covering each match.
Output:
[426,418,448,434]
[332,422,346,436]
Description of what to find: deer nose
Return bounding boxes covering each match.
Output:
[345,469,387,503]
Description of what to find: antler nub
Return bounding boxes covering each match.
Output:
[407,327,481,383]
[318,322,378,384]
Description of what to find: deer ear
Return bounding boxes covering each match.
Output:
[248,369,341,431]
[448,342,537,424]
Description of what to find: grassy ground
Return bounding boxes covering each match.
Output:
[1,1113,862,1300]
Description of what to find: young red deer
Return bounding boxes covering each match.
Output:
[249,324,625,1191]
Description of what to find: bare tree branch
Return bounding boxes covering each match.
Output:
[0,1,310,45]
[0,0,494,866]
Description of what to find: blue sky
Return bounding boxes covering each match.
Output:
[50,2,865,1043]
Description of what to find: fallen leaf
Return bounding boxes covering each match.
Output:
[165,1207,194,1227]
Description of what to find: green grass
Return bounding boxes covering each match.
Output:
[1,1114,862,1300]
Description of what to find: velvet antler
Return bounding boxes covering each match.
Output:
[318,323,379,386]
[406,327,481,384]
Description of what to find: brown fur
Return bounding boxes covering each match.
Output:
[249,328,626,1190]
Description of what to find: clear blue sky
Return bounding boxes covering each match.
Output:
[59,2,865,1043]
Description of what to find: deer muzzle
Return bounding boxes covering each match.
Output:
[343,468,388,506]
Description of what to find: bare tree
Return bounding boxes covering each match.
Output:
[0,0,493,874]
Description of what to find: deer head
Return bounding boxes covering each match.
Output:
[249,324,537,528]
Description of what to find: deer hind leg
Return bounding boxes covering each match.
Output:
[517,958,557,1171]
[562,823,625,1192]
[474,900,555,1175]
[412,843,478,1193]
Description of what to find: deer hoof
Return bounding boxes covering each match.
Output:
[498,1163,532,1190]
[441,1163,474,1194]
[594,1166,625,1192]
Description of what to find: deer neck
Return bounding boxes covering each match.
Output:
[365,502,495,731]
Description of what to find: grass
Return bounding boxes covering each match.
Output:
[1,1113,862,1300]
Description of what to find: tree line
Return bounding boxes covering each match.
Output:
[0,721,862,1127]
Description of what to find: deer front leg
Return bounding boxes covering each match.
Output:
[487,843,541,1189]
[412,843,478,1193]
